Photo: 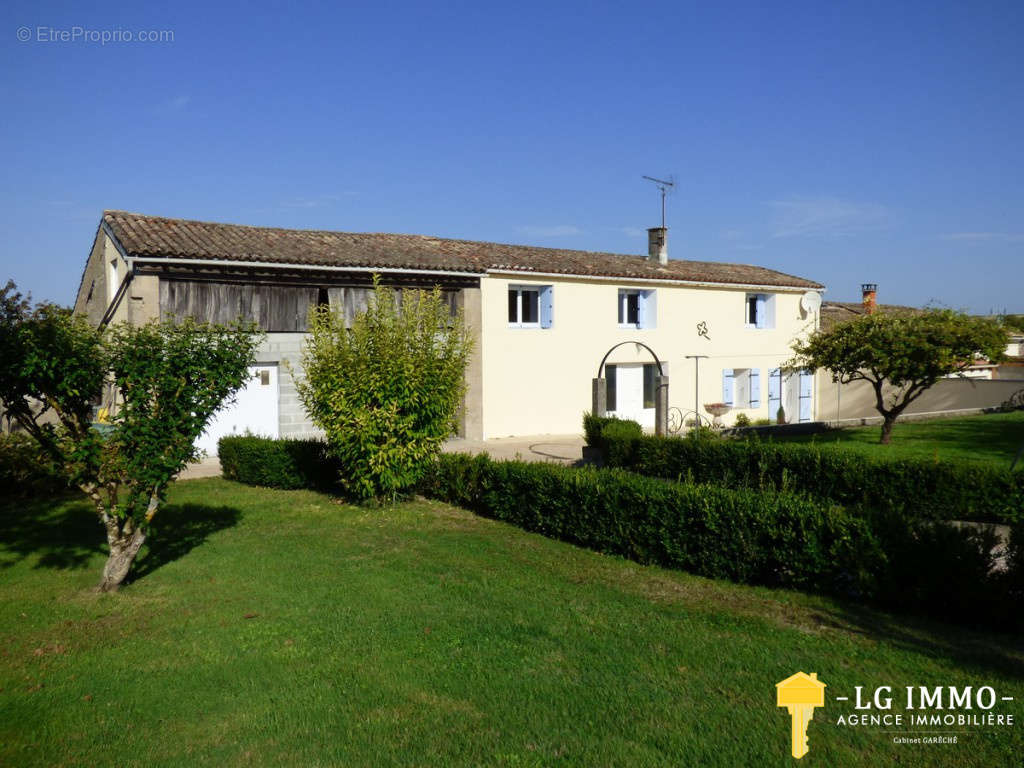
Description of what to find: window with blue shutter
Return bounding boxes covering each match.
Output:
[799,370,813,422]
[744,293,776,329]
[508,285,552,328]
[722,368,734,406]
[768,368,781,415]
[618,289,656,328]
[749,368,761,407]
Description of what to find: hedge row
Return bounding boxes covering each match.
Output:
[215,433,1022,630]
[218,435,340,491]
[585,419,1024,524]
[423,453,1023,631]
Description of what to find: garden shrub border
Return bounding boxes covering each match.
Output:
[216,433,1021,630]
[585,419,1024,524]
[218,435,340,491]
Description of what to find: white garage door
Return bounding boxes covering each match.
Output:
[196,364,280,456]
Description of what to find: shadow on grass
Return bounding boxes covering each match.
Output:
[0,495,241,584]
[129,503,241,581]
[0,493,101,570]
[812,601,1024,681]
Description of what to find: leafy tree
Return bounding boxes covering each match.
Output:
[789,309,1007,444]
[1000,314,1024,335]
[0,281,260,590]
[297,280,473,501]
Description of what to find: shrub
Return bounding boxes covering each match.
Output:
[422,453,1019,631]
[218,435,340,491]
[734,413,751,428]
[753,418,772,426]
[297,280,473,502]
[0,432,66,498]
[601,432,1024,524]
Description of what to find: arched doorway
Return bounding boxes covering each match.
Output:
[592,341,669,435]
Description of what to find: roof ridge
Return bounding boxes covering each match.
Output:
[101,210,825,289]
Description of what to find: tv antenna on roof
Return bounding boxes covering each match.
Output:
[642,175,676,229]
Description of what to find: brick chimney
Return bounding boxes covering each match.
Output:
[647,227,668,265]
[861,283,877,315]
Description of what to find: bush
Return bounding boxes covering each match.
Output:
[0,432,66,498]
[422,453,1020,631]
[601,432,1024,524]
[297,281,473,502]
[734,413,751,428]
[218,435,340,491]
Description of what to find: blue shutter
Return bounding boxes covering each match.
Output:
[640,290,656,329]
[749,369,761,407]
[755,294,766,329]
[799,370,813,422]
[722,369,734,406]
[636,291,647,328]
[768,368,781,415]
[539,286,553,328]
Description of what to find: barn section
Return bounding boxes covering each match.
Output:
[151,267,472,451]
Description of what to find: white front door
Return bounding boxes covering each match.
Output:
[195,364,280,456]
[607,364,654,428]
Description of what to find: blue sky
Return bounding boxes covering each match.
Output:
[2,0,1021,312]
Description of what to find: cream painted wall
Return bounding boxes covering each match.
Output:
[479,274,819,438]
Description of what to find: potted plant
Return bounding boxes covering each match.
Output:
[776,405,786,425]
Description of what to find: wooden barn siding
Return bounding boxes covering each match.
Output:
[160,280,460,332]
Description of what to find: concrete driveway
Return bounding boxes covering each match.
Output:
[177,433,586,481]
[442,434,586,464]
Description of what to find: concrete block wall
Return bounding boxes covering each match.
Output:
[257,332,323,439]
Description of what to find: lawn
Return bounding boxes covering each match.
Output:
[768,410,1024,467]
[2,479,1022,767]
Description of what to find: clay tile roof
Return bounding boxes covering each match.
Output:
[819,301,924,330]
[102,211,824,289]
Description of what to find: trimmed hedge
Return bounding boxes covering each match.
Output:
[589,427,1024,524]
[218,435,340,491]
[422,452,879,593]
[423,453,1021,630]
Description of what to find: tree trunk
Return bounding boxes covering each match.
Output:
[879,415,896,445]
[97,522,146,593]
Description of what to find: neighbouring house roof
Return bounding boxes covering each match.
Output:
[819,300,923,330]
[100,211,824,290]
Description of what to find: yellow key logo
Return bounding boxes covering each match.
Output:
[776,672,826,759]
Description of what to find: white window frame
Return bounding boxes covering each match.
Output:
[617,288,656,329]
[508,285,540,328]
[508,284,553,329]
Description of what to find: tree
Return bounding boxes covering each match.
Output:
[0,281,260,590]
[789,309,1007,444]
[297,280,473,501]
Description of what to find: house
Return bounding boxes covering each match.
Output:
[74,211,825,450]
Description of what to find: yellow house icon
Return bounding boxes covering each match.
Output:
[776,672,826,759]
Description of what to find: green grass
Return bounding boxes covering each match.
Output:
[1,479,1022,767]
[769,410,1024,466]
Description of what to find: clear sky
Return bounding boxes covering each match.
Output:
[2,0,1021,312]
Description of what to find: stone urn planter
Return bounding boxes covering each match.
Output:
[703,402,731,429]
